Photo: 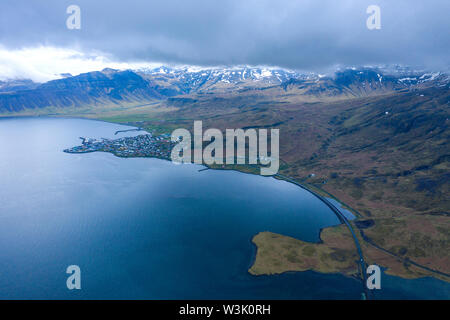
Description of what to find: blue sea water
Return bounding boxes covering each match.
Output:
[0,117,448,299]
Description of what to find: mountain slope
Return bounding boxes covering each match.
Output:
[0,69,163,112]
[0,66,448,113]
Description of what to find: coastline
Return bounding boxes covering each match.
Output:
[13,115,447,284]
[61,123,369,295]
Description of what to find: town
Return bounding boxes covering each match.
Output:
[63,133,175,160]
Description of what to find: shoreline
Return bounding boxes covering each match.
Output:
[11,115,446,284]
[63,126,369,296]
[248,230,363,282]
[85,138,450,284]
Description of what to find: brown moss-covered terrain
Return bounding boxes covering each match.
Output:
[250,222,449,281]
[249,230,359,277]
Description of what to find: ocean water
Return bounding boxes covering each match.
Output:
[0,117,448,299]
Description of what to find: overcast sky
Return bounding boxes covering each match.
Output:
[0,0,449,81]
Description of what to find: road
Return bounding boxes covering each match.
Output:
[359,230,450,278]
[276,174,370,299]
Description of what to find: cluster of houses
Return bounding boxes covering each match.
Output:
[64,133,174,159]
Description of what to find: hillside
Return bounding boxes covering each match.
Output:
[0,69,163,112]
[94,82,449,280]
[1,66,448,113]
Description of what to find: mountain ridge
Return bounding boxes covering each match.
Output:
[0,66,448,113]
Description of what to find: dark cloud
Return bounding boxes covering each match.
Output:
[1,0,449,71]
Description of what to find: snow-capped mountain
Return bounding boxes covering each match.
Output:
[136,66,318,94]
[139,66,306,82]
[136,65,449,95]
[0,65,447,113]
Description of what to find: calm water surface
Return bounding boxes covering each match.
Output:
[0,117,448,299]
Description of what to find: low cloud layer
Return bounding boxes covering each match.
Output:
[0,46,160,82]
[0,0,449,80]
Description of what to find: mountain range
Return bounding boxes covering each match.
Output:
[0,66,448,113]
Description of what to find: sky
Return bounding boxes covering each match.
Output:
[0,0,449,82]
